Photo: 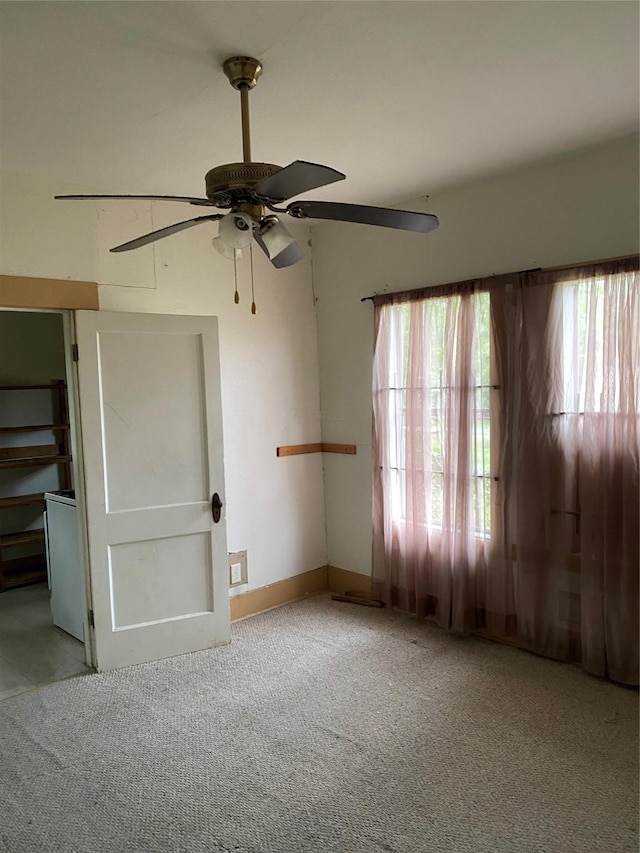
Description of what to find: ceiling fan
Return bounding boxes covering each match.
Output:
[56,56,439,268]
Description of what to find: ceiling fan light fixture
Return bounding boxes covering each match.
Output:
[212,211,254,259]
[258,216,297,260]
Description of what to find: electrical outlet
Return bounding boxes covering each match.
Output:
[228,550,248,587]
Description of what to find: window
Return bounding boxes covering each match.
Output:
[379,291,492,538]
[557,276,637,415]
[372,261,638,675]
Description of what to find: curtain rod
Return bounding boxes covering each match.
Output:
[360,254,639,303]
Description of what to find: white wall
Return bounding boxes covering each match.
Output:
[312,134,640,576]
[0,169,328,588]
[2,134,637,586]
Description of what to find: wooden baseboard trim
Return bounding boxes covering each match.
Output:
[230,566,328,622]
[0,275,99,310]
[327,565,372,596]
[229,564,373,622]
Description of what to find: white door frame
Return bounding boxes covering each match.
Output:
[62,310,94,667]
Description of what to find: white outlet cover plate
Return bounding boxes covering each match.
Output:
[228,550,248,587]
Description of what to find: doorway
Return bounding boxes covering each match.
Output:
[0,308,92,699]
[1,275,230,678]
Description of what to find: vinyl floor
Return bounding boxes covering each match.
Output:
[0,582,91,700]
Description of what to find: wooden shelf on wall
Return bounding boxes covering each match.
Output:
[0,383,66,391]
[321,443,357,455]
[0,454,72,471]
[1,555,48,591]
[0,529,46,550]
[0,423,70,434]
[277,443,323,457]
[0,444,59,461]
[277,443,357,457]
[0,493,46,510]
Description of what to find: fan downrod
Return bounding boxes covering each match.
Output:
[222,56,263,164]
[206,55,279,210]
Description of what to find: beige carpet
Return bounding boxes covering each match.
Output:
[1,593,637,852]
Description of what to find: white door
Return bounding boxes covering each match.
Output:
[75,311,230,671]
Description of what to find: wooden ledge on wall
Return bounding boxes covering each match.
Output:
[0,275,99,311]
[277,443,357,457]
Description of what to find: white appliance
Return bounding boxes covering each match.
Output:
[45,490,85,642]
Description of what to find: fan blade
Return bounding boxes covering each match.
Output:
[55,194,215,206]
[110,214,223,253]
[253,230,304,268]
[253,161,345,202]
[287,201,439,233]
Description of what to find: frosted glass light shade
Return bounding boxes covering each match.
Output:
[212,212,254,259]
[211,237,243,260]
[259,216,297,259]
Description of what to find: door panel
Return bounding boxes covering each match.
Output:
[75,311,229,671]
[99,329,208,511]
[109,532,212,629]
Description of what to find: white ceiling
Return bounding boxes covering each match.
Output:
[0,1,638,206]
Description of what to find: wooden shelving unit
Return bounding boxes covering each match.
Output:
[0,454,72,471]
[0,493,47,510]
[0,381,72,592]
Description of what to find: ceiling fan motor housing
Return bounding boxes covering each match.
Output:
[204,162,282,206]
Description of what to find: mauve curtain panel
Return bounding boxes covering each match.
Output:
[372,258,639,685]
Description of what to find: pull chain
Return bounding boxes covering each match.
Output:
[233,251,240,304]
[250,243,256,314]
